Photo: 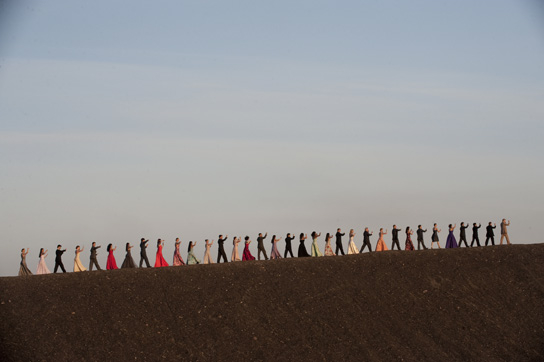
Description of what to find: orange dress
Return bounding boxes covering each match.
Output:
[375,232,389,252]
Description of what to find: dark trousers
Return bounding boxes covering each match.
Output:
[139,253,151,268]
[217,246,228,263]
[458,236,469,247]
[257,243,268,260]
[417,239,428,250]
[360,240,372,253]
[485,236,494,246]
[54,261,66,273]
[335,243,345,256]
[89,257,101,271]
[391,239,401,250]
[284,243,294,258]
[471,236,480,247]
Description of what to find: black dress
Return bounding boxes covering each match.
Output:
[121,249,136,268]
[298,237,310,257]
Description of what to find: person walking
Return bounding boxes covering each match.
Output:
[216,235,228,263]
[284,233,295,258]
[256,233,269,260]
[416,225,428,250]
[73,245,87,272]
[139,238,151,268]
[431,224,442,249]
[360,228,373,253]
[391,225,402,250]
[458,222,469,247]
[203,239,214,264]
[89,242,102,271]
[500,219,511,245]
[335,228,345,255]
[486,222,497,246]
[471,223,482,247]
[54,245,67,273]
[231,237,242,262]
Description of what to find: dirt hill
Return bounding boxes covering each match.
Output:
[1,244,543,361]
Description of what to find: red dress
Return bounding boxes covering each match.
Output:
[106,250,118,270]
[405,233,415,251]
[242,242,255,261]
[155,244,169,267]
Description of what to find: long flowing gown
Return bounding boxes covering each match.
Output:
[445,230,459,248]
[173,243,185,266]
[187,247,200,265]
[324,238,336,256]
[203,243,214,264]
[231,239,241,261]
[36,254,51,274]
[311,237,323,257]
[19,253,33,276]
[298,238,310,257]
[154,244,169,267]
[242,242,255,261]
[405,233,415,251]
[106,250,119,270]
[121,249,136,268]
[270,240,282,259]
[347,235,359,254]
[73,250,87,272]
[376,232,389,252]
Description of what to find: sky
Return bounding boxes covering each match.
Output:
[1,0,543,276]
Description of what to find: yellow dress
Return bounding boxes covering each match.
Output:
[74,251,87,272]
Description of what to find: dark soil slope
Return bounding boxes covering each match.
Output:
[1,244,543,361]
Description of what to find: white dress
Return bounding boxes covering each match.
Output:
[36,255,51,274]
[347,235,359,254]
[231,240,241,261]
[74,250,87,272]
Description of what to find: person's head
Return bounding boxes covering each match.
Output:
[300,233,304,238]
[418,225,422,229]
[337,228,341,232]
[245,236,249,241]
[461,222,464,226]
[107,244,112,251]
[21,248,24,252]
[326,233,330,240]
[157,239,162,246]
[188,241,193,252]
[205,239,209,243]
[380,228,383,232]
[449,224,452,229]
[176,237,179,242]
[350,229,354,233]
[258,233,262,237]
[502,218,506,222]
[434,223,437,227]
[126,242,130,251]
[219,235,223,238]
[272,235,276,241]
[287,233,291,237]
[393,224,397,228]
[92,242,96,247]
[365,227,369,232]
[311,231,316,237]
[75,245,79,250]
[57,245,61,249]
[141,238,145,242]
[473,223,477,226]
[488,221,492,225]
[406,226,410,233]
[39,248,44,257]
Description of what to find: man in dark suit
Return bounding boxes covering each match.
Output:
[54,245,67,273]
[256,232,268,260]
[335,228,345,255]
[89,242,102,271]
[416,225,428,250]
[139,238,151,268]
[485,222,497,246]
[458,222,469,247]
[217,234,228,263]
[471,223,481,247]
[391,225,402,250]
[284,233,294,258]
[360,228,373,252]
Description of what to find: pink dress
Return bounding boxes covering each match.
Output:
[173,243,185,266]
[155,244,169,267]
[242,242,255,261]
[106,250,118,270]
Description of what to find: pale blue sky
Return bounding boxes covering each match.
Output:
[1,1,543,275]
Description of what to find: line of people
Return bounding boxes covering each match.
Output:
[17,219,512,276]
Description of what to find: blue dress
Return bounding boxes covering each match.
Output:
[445,230,458,248]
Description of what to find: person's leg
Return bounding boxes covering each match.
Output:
[60,262,66,273]
[144,255,151,267]
[89,259,94,271]
[505,234,511,245]
[222,249,228,262]
[54,263,59,273]
[490,236,495,246]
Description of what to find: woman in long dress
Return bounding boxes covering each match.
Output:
[270,235,282,259]
[298,233,310,257]
[310,231,323,257]
[376,228,389,252]
[324,233,336,256]
[73,245,87,272]
[187,241,200,265]
[36,248,51,275]
[106,244,119,270]
[347,229,359,254]
[405,227,415,251]
[431,223,442,249]
[19,248,32,276]
[203,239,214,264]
[242,236,256,261]
[231,237,242,262]
[154,239,169,267]
[173,239,185,266]
[121,243,136,268]
[445,224,459,249]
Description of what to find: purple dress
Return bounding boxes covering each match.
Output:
[445,231,458,248]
